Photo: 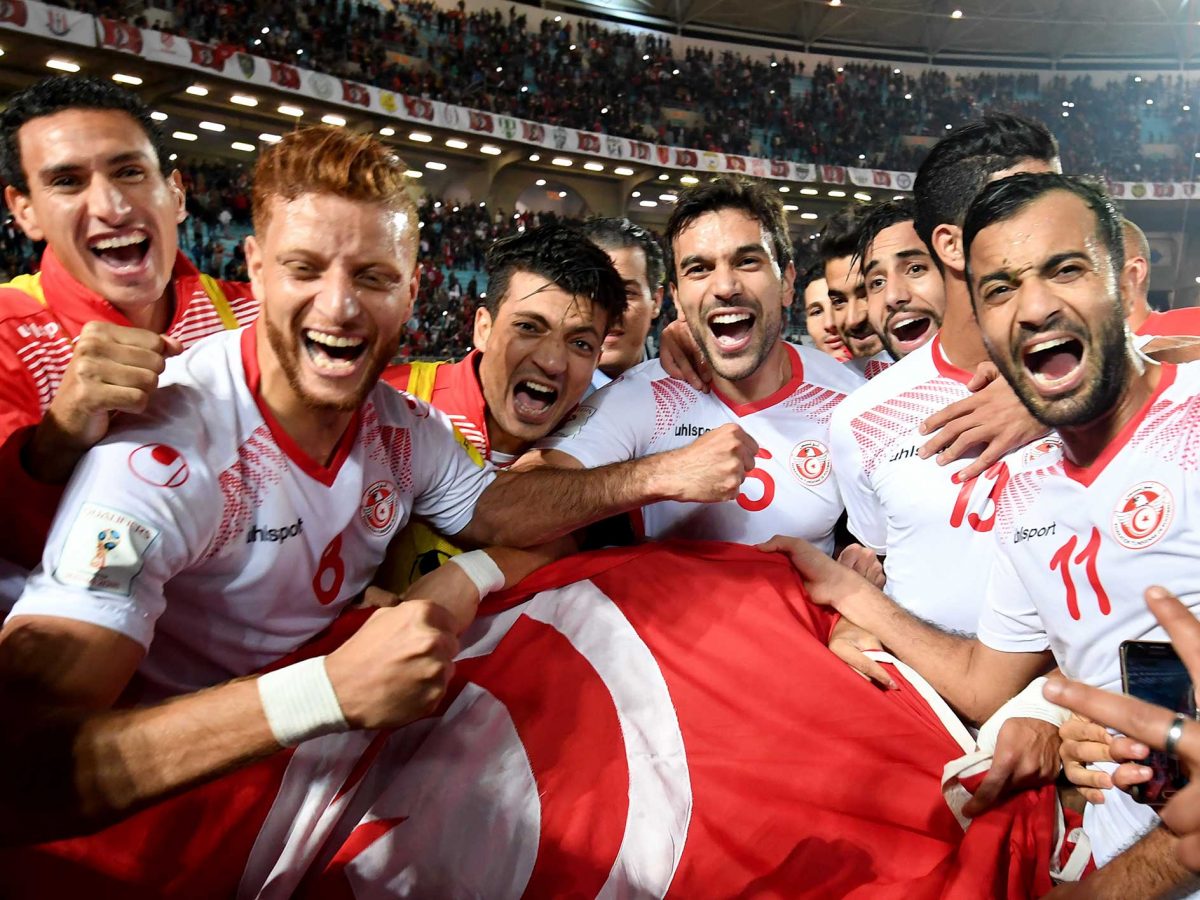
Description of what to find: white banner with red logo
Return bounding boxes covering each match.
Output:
[0,0,93,46]
[0,6,1192,199]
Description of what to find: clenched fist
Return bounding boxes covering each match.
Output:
[657,422,758,503]
[325,600,462,731]
[27,321,183,482]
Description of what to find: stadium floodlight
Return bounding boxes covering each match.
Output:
[535,179,547,186]
[680,175,699,185]
[199,121,225,132]
[171,131,197,142]
[583,162,605,172]
[854,192,872,201]
[446,138,468,149]
[828,190,846,198]
[828,0,841,5]
[112,73,143,85]
[425,161,447,171]
[558,191,567,198]
[801,212,819,220]
[278,104,303,117]
[168,153,177,161]
[379,127,395,137]
[659,194,678,203]
[0,48,5,57]
[631,191,641,198]
[783,204,799,212]
[322,114,347,127]
[186,85,208,96]
[800,187,819,195]
[639,200,658,208]
[409,132,433,143]
[529,153,541,161]
[258,133,282,143]
[404,170,423,178]
[480,144,503,155]
[614,167,635,176]
[231,94,258,107]
[46,59,80,73]
[658,173,670,181]
[231,142,255,152]
[551,157,573,167]
[778,186,790,193]
[950,9,962,18]
[150,111,168,122]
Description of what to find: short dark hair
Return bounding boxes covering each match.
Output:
[961,173,1123,297]
[484,223,627,327]
[0,75,168,194]
[664,176,791,283]
[914,113,1059,270]
[816,204,867,263]
[853,198,919,270]
[797,260,825,296]
[581,216,665,291]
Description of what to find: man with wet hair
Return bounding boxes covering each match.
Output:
[0,76,257,574]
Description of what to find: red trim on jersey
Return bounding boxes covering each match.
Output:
[1136,308,1200,337]
[383,350,491,459]
[712,343,805,417]
[929,333,973,386]
[240,324,361,487]
[1063,364,1178,486]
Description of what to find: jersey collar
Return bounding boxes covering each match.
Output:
[712,343,805,417]
[240,322,362,487]
[37,246,202,339]
[1063,363,1177,487]
[929,332,974,386]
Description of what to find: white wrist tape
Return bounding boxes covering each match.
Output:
[448,550,506,599]
[257,656,349,747]
[976,676,1071,754]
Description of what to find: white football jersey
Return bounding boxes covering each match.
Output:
[537,343,861,553]
[844,349,893,381]
[11,326,494,698]
[829,335,1027,634]
[976,361,1200,865]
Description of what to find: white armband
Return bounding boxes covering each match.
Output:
[257,656,349,747]
[976,676,1071,754]
[448,550,506,599]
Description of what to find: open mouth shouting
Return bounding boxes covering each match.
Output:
[511,377,560,422]
[303,328,369,376]
[707,308,757,354]
[88,229,151,276]
[886,312,935,355]
[1020,333,1086,397]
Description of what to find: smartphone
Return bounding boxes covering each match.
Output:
[1119,640,1196,807]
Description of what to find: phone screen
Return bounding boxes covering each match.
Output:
[1120,641,1195,807]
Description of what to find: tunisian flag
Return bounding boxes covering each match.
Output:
[4,543,1056,898]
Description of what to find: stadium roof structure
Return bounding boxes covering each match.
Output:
[555,0,1200,68]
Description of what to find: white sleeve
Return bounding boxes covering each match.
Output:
[8,435,216,649]
[975,548,1052,653]
[408,403,497,537]
[828,403,887,553]
[533,374,654,467]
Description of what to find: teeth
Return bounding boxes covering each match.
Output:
[522,381,554,395]
[306,330,364,348]
[90,233,146,250]
[711,313,751,325]
[1025,337,1072,356]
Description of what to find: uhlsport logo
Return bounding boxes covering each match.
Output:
[790,440,831,486]
[1112,480,1173,550]
[361,480,399,535]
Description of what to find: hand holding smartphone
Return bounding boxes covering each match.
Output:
[1120,640,1197,807]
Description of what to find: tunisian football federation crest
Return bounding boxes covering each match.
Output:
[1112,480,1174,550]
[790,440,831,486]
[360,480,398,535]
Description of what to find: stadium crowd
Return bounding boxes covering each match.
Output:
[51,0,1200,181]
[4,31,1200,898]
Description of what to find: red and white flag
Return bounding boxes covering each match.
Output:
[5,542,1056,898]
